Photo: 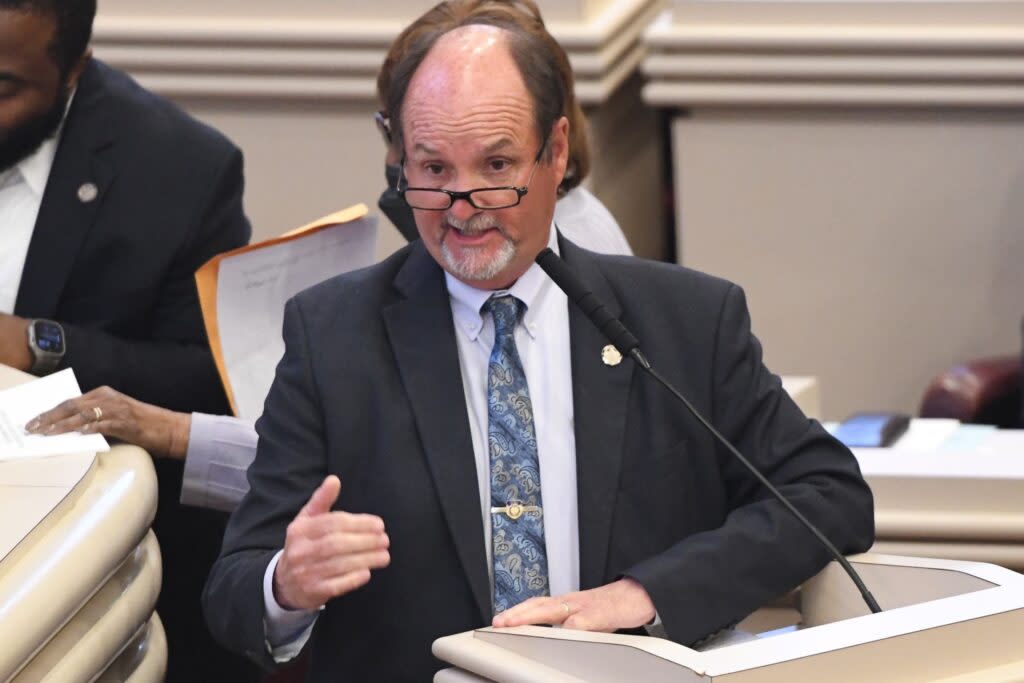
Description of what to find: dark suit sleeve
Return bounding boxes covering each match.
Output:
[625,284,874,646]
[58,147,251,414]
[203,297,329,670]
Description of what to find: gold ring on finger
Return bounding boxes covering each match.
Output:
[560,601,570,617]
[93,406,103,422]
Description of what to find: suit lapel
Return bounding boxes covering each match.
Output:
[382,246,492,623]
[15,60,116,318]
[560,237,635,590]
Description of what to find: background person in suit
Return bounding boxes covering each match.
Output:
[202,3,874,681]
[0,1,255,680]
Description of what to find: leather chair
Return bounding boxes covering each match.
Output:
[919,354,1022,427]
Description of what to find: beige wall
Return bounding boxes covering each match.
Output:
[672,109,1024,419]
[644,0,1024,419]
[164,99,414,258]
[98,0,616,22]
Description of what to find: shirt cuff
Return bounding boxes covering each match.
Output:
[643,610,665,638]
[263,550,320,662]
[180,412,255,512]
[180,412,213,508]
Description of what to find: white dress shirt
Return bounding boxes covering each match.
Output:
[0,134,61,313]
[263,225,579,658]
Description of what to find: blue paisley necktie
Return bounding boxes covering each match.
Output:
[484,295,549,613]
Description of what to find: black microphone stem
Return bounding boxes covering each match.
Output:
[535,247,882,616]
[630,347,882,615]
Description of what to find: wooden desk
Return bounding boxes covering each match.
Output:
[0,365,165,682]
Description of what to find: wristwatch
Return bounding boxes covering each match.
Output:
[27,318,66,375]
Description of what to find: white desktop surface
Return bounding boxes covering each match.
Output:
[0,452,95,562]
[0,364,99,562]
[435,554,1024,682]
[837,419,1024,567]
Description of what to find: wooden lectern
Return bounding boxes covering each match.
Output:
[434,554,1024,681]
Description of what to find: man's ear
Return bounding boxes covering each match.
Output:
[66,48,92,91]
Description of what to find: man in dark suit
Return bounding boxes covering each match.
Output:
[0,1,254,680]
[204,2,874,680]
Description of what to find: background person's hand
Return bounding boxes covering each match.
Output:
[491,577,656,633]
[25,385,191,459]
[272,475,391,611]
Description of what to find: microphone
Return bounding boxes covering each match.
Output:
[534,247,882,615]
[534,249,641,358]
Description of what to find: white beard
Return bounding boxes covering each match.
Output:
[440,212,517,283]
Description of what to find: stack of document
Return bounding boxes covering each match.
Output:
[196,204,378,421]
[0,368,109,460]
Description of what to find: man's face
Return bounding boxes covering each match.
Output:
[401,25,568,291]
[0,10,69,173]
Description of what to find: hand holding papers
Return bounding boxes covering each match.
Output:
[196,205,378,421]
[0,368,109,460]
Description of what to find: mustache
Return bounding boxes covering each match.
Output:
[445,212,502,235]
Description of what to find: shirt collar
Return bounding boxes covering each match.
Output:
[446,223,560,341]
[1,89,75,197]
[16,134,61,197]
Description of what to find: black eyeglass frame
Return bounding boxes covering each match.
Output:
[397,139,548,211]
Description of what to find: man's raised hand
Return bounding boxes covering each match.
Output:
[272,475,390,610]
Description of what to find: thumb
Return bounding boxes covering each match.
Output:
[299,475,341,518]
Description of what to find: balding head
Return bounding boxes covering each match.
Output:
[393,20,569,290]
[403,26,533,165]
[377,0,590,195]
[383,1,568,166]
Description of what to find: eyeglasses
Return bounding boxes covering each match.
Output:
[398,140,547,211]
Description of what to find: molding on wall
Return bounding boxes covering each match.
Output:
[92,0,664,105]
[641,0,1024,108]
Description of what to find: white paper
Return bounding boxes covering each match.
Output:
[216,216,378,421]
[886,417,961,452]
[0,368,109,460]
[937,424,998,452]
[971,428,1024,455]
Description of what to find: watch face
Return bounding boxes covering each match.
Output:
[34,320,64,353]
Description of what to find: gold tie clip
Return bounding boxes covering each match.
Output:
[490,501,542,521]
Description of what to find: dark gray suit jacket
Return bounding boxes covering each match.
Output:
[14,58,250,415]
[204,237,874,681]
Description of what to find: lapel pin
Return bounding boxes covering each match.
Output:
[77,182,98,203]
[601,344,622,366]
